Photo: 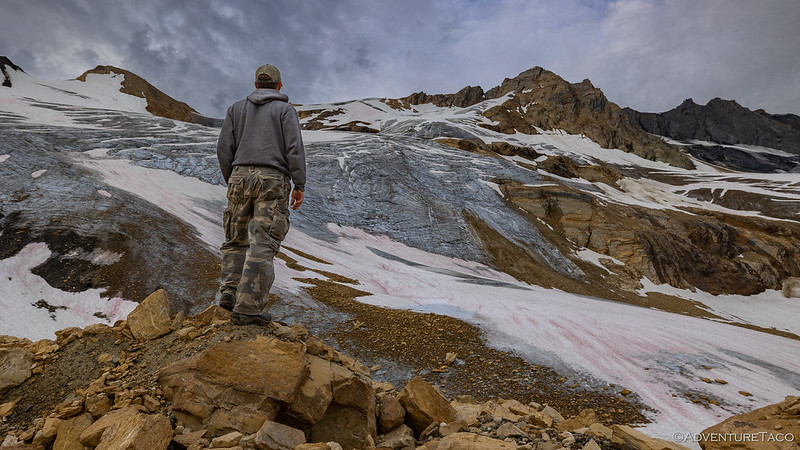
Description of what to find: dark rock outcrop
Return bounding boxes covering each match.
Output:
[624,98,800,154]
[1,56,24,88]
[401,85,486,108]
[482,67,694,169]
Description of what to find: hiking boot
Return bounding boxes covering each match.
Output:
[231,312,272,326]
[219,293,235,312]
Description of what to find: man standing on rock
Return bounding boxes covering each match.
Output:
[216,64,306,326]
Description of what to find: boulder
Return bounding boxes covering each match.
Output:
[52,413,93,450]
[33,417,61,446]
[397,376,456,436]
[499,399,534,417]
[439,419,467,437]
[79,406,147,447]
[581,422,613,440]
[210,431,243,448]
[93,412,172,450]
[378,394,406,433]
[295,443,343,450]
[192,305,230,327]
[288,355,335,424]
[254,420,306,450]
[0,397,21,417]
[436,432,517,449]
[783,277,800,298]
[0,347,34,395]
[126,289,172,340]
[583,438,602,450]
[309,404,375,450]
[450,400,483,426]
[496,422,527,439]
[541,405,565,423]
[557,408,598,431]
[482,400,521,422]
[380,424,415,449]
[611,425,690,450]
[84,394,112,419]
[699,395,800,449]
[159,336,306,433]
[170,429,207,449]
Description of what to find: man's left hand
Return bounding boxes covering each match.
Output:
[290,189,304,210]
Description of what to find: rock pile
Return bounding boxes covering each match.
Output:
[0,289,791,450]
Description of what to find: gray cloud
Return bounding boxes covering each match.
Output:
[1,0,798,117]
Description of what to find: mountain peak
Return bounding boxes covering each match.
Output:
[75,65,217,125]
[626,96,800,154]
[0,56,24,73]
[1,56,24,88]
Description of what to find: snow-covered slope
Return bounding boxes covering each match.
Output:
[1,60,799,446]
[0,62,149,124]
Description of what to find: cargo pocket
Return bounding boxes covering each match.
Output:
[258,174,289,201]
[268,209,290,242]
[226,176,245,203]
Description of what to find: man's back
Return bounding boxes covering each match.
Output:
[217,88,306,190]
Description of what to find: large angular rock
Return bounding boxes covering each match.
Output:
[159,336,307,434]
[53,413,93,450]
[557,408,598,431]
[450,400,483,426]
[192,304,230,326]
[288,355,335,424]
[397,377,456,436]
[435,432,517,449]
[309,404,374,450]
[378,394,406,433]
[254,420,306,450]
[0,347,34,395]
[78,406,146,447]
[380,424,415,449]
[611,425,690,450]
[699,395,800,450]
[126,289,172,340]
[94,412,172,450]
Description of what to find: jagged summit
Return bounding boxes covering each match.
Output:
[480,66,695,168]
[1,56,24,87]
[625,96,800,154]
[76,65,218,126]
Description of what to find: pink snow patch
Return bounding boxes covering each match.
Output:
[0,243,138,340]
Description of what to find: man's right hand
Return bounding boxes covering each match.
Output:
[290,189,304,210]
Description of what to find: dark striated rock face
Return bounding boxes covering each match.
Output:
[624,98,800,154]
[1,56,25,88]
[480,67,694,169]
[401,85,485,108]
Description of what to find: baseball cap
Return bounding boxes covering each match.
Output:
[255,64,281,84]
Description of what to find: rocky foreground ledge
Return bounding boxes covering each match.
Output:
[1,290,798,450]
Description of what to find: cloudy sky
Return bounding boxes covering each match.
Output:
[2,0,798,118]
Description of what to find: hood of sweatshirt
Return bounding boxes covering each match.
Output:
[247,89,289,105]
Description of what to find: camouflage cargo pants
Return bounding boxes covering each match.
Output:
[220,165,291,315]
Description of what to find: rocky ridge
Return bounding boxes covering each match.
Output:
[396,67,693,169]
[75,65,220,126]
[624,98,800,155]
[7,289,794,450]
[1,57,24,88]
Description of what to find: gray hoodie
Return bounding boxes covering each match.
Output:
[216,89,306,190]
